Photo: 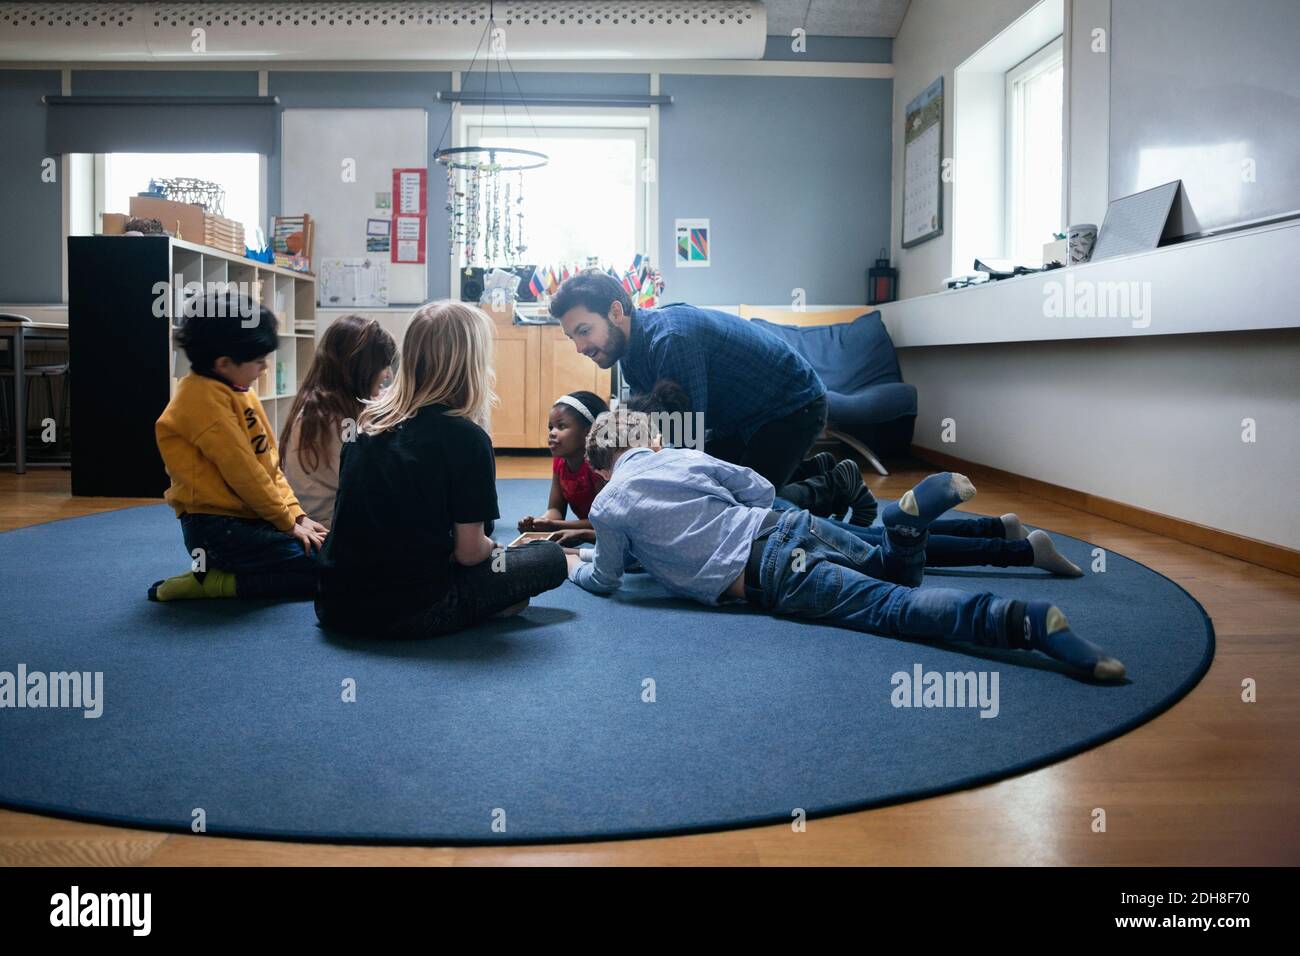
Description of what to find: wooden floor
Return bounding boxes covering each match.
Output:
[1,457,1297,867]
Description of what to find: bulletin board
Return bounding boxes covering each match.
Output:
[281,108,427,304]
[901,77,944,249]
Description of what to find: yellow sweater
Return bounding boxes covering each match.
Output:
[156,372,305,532]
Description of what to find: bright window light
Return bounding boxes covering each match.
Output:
[1006,37,1064,265]
[468,128,643,269]
[103,153,262,238]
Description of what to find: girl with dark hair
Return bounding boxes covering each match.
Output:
[517,390,611,546]
[280,315,397,528]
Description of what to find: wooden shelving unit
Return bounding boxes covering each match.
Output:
[170,240,317,438]
[68,235,316,498]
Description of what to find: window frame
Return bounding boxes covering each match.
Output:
[81,151,266,242]
[454,106,654,300]
[1004,35,1065,263]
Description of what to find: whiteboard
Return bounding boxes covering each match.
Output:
[281,108,427,304]
[1110,0,1300,238]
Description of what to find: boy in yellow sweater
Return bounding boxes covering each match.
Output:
[149,293,329,601]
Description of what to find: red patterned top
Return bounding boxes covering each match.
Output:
[553,456,606,520]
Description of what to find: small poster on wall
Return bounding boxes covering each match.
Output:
[319,257,389,308]
[675,218,710,267]
[902,76,944,248]
[392,214,425,264]
[393,167,427,215]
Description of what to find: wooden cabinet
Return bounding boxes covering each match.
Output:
[535,325,610,446]
[483,307,612,449]
[490,320,540,448]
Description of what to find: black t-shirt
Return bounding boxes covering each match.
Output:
[316,403,499,633]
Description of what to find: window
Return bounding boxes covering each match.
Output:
[464,125,647,270]
[96,152,263,239]
[1005,37,1064,265]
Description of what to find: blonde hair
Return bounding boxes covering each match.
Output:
[585,408,654,471]
[359,301,497,434]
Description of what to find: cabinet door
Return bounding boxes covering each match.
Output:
[536,326,613,446]
[491,323,539,448]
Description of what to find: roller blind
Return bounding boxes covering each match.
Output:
[44,96,278,154]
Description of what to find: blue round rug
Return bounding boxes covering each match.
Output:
[0,479,1213,844]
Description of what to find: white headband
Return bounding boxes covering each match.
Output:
[555,394,596,424]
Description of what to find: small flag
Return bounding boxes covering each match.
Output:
[529,267,545,298]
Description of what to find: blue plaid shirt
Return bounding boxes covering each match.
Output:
[618,303,825,442]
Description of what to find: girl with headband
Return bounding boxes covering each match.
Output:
[518,390,611,547]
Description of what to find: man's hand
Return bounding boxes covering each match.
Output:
[527,517,561,532]
[518,515,536,532]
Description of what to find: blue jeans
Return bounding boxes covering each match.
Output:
[772,498,1031,569]
[747,509,1015,648]
[180,513,318,598]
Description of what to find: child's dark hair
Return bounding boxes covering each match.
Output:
[175,292,279,374]
[281,315,398,473]
[626,379,690,416]
[553,390,609,429]
[548,269,633,322]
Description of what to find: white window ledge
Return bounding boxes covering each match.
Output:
[878,218,1300,348]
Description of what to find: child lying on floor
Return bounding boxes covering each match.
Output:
[566,408,1125,681]
[628,379,876,525]
[628,378,1081,576]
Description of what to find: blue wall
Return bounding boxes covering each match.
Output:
[0,71,63,303]
[658,74,892,304]
[2,41,893,307]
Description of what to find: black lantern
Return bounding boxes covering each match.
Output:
[867,249,898,305]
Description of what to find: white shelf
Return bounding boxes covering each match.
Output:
[877,218,1300,348]
[165,239,317,438]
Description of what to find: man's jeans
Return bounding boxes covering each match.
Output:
[706,394,829,493]
[745,509,1015,649]
[180,513,318,598]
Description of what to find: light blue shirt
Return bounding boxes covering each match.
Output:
[569,446,775,605]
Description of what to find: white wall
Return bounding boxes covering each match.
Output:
[888,0,1299,552]
[901,331,1300,550]
[1066,0,1110,227]
[891,0,1040,299]
[892,0,1113,296]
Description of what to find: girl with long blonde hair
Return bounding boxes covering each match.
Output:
[315,301,566,638]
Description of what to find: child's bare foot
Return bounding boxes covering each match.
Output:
[493,599,529,618]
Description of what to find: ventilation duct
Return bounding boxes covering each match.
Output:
[0,1,767,61]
